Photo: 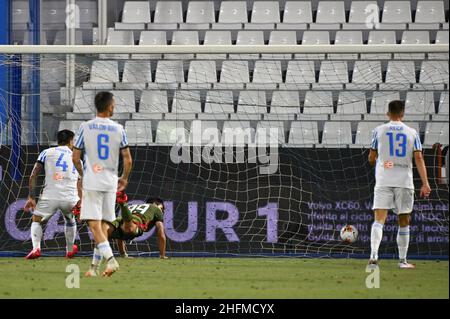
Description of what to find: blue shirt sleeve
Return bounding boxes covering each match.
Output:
[37,150,47,164]
[120,127,129,149]
[370,129,378,150]
[413,132,422,151]
[74,124,85,150]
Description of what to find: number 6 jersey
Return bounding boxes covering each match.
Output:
[371,121,422,190]
[36,145,79,202]
[74,117,129,192]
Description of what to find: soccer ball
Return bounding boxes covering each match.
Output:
[340,225,358,243]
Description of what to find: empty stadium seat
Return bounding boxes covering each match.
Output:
[125,121,153,145]
[333,91,367,120]
[136,90,168,120]
[344,1,380,29]
[410,1,445,29]
[150,60,184,89]
[312,1,346,29]
[430,31,449,60]
[424,122,449,146]
[329,31,363,59]
[314,61,348,89]
[101,30,134,59]
[354,122,383,147]
[248,60,282,89]
[116,1,151,29]
[278,1,312,29]
[201,91,235,120]
[155,121,187,144]
[216,1,248,29]
[78,1,98,28]
[53,30,83,45]
[42,1,65,28]
[297,31,330,60]
[72,88,95,114]
[263,31,297,59]
[348,60,382,90]
[183,60,217,89]
[247,1,280,29]
[303,91,334,117]
[111,91,136,115]
[380,61,416,90]
[363,30,396,59]
[183,1,215,29]
[59,121,84,135]
[233,91,267,120]
[216,60,249,89]
[133,31,167,59]
[288,121,319,146]
[380,1,412,29]
[150,1,183,30]
[189,120,221,145]
[282,61,315,90]
[199,31,232,59]
[255,121,285,145]
[438,91,449,114]
[396,31,430,59]
[166,31,199,59]
[222,121,254,145]
[12,1,29,30]
[168,91,201,120]
[367,91,401,120]
[117,61,152,90]
[404,91,435,120]
[321,122,353,146]
[416,61,449,90]
[268,91,301,120]
[231,31,264,59]
[83,61,119,90]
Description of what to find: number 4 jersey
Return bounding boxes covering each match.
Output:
[371,121,422,190]
[74,117,128,192]
[37,145,79,202]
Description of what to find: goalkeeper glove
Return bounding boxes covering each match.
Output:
[116,191,128,205]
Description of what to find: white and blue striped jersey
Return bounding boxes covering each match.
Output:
[36,146,79,201]
[74,117,128,192]
[371,121,422,189]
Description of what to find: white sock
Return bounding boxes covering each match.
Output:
[370,221,384,260]
[31,222,43,250]
[91,247,103,269]
[97,241,114,262]
[397,226,410,262]
[64,219,77,252]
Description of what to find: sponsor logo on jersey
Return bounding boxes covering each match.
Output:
[93,164,103,173]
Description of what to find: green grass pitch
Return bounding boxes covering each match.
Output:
[0,257,448,299]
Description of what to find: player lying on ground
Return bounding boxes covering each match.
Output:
[368,100,431,269]
[24,130,82,259]
[82,192,167,277]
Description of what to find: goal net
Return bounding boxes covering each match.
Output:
[0,44,448,259]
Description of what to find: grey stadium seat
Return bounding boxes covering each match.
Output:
[216,60,250,89]
[303,91,334,118]
[183,1,215,29]
[150,1,183,30]
[117,61,152,90]
[166,31,199,60]
[248,60,282,89]
[366,91,400,120]
[348,60,382,90]
[263,31,297,59]
[333,91,367,120]
[183,60,217,89]
[247,1,280,29]
[83,60,119,90]
[101,30,134,59]
[297,31,330,60]
[329,31,363,60]
[168,91,201,120]
[416,61,449,90]
[215,1,248,29]
[321,122,353,147]
[363,31,396,59]
[354,122,384,147]
[380,1,412,29]
[395,31,430,59]
[255,121,285,145]
[314,61,348,90]
[231,31,264,59]
[312,1,346,30]
[430,31,449,60]
[288,121,319,147]
[155,121,188,145]
[282,60,316,90]
[125,121,153,145]
[267,91,301,120]
[201,91,235,120]
[189,120,221,145]
[438,92,449,115]
[116,1,151,29]
[380,61,416,90]
[135,90,168,120]
[199,31,232,59]
[133,31,167,59]
[424,122,449,146]
[278,1,312,29]
[72,88,95,114]
[410,1,445,30]
[222,121,254,146]
[344,1,380,29]
[111,91,136,115]
[233,91,267,120]
[150,60,184,89]
[404,91,435,120]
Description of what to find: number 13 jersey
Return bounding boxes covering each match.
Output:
[371,121,422,190]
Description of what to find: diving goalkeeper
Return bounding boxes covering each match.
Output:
[75,192,168,277]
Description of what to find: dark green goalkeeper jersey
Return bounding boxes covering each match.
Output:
[110,203,164,240]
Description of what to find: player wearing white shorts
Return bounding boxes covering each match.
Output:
[24,130,81,260]
[368,100,431,269]
[72,91,132,277]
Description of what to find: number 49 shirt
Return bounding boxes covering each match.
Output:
[74,117,129,192]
